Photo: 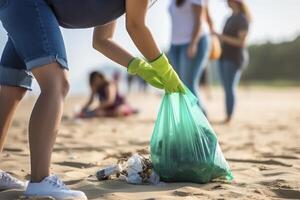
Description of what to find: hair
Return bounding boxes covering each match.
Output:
[89,71,105,86]
[176,0,186,7]
[235,1,252,22]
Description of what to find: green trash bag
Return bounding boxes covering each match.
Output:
[150,88,233,183]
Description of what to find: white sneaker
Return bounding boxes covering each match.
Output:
[0,171,27,190]
[24,175,87,200]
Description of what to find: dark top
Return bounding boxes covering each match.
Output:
[221,13,250,67]
[97,82,124,110]
[46,0,125,28]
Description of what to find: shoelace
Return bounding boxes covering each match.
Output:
[0,173,18,184]
[46,176,69,190]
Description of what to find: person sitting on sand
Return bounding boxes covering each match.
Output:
[0,0,183,199]
[79,71,137,118]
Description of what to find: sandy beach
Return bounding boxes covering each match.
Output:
[0,86,299,200]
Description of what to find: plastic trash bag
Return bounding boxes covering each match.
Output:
[150,87,233,183]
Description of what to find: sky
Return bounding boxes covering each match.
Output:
[0,0,300,94]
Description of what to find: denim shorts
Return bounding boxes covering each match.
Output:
[0,0,68,90]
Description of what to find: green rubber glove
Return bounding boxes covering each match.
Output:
[150,53,185,93]
[128,58,164,89]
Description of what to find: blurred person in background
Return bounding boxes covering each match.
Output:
[168,0,214,115]
[79,71,137,118]
[214,0,251,123]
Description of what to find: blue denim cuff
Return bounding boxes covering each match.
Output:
[26,55,69,71]
[0,65,33,90]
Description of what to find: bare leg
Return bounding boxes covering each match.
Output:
[29,63,69,182]
[0,86,27,152]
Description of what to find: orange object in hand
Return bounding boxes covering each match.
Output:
[209,35,222,61]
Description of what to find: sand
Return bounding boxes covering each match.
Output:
[0,87,299,200]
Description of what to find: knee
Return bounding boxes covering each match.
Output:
[40,75,69,99]
[41,78,69,99]
[60,77,70,98]
[33,62,70,98]
[53,75,70,98]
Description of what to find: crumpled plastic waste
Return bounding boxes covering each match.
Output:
[96,153,161,185]
[125,154,160,185]
[96,164,122,181]
[125,154,144,184]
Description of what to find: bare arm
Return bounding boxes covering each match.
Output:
[220,30,248,48]
[93,21,134,67]
[187,4,203,58]
[93,0,161,66]
[126,0,161,61]
[190,4,203,45]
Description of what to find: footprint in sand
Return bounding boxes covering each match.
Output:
[3,147,23,152]
[262,172,289,177]
[54,161,98,169]
[258,165,273,171]
[260,179,294,189]
[262,153,299,160]
[284,147,300,154]
[99,180,132,190]
[173,187,209,197]
[53,146,104,152]
[227,158,293,167]
[271,188,300,199]
[64,179,84,185]
[173,190,191,197]
[260,179,300,199]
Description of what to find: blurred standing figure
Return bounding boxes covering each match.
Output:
[168,0,213,114]
[215,0,251,123]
